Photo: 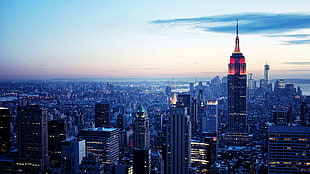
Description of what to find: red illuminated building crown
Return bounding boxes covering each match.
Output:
[228,18,246,75]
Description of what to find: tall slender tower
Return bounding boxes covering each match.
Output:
[226,19,248,146]
[264,62,270,85]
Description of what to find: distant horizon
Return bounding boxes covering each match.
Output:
[1,76,310,83]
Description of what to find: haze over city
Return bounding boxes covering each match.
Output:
[1,0,310,79]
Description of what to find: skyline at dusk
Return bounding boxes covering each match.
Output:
[1,0,310,79]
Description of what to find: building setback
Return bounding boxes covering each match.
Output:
[226,20,248,146]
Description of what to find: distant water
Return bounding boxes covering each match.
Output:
[0,97,17,101]
[295,83,310,96]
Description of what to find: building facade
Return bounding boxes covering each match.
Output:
[79,127,119,174]
[16,105,49,173]
[95,103,111,127]
[168,105,191,174]
[134,106,150,149]
[0,107,10,155]
[268,125,310,173]
[226,21,248,146]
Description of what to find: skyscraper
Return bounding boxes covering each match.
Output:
[79,127,119,174]
[133,149,151,174]
[0,107,10,155]
[226,20,248,146]
[268,125,310,173]
[168,104,191,174]
[133,106,151,173]
[16,105,49,173]
[248,73,254,90]
[95,103,111,128]
[48,119,71,168]
[134,106,150,149]
[61,138,86,174]
[205,100,218,133]
[264,62,270,85]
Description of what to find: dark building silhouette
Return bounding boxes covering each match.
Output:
[95,103,111,127]
[133,149,151,174]
[226,20,248,146]
[16,105,48,173]
[300,102,310,126]
[0,107,10,154]
[80,153,104,174]
[48,119,70,168]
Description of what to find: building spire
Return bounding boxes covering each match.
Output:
[236,18,239,36]
[234,18,240,53]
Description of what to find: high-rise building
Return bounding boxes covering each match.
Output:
[274,79,285,90]
[48,119,70,168]
[248,73,254,90]
[16,105,49,173]
[95,103,111,127]
[133,149,151,174]
[0,107,10,155]
[168,104,191,174]
[268,125,310,173]
[61,138,86,174]
[191,139,210,173]
[134,106,150,149]
[79,127,119,174]
[226,20,248,146]
[204,100,218,133]
[177,94,198,135]
[264,62,270,85]
[133,106,151,173]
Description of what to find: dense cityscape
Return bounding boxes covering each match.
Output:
[1,25,310,174]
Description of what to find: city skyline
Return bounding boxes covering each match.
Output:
[1,0,310,79]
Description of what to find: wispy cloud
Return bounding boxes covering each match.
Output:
[283,62,310,65]
[290,69,310,71]
[40,64,48,67]
[267,34,310,38]
[283,39,310,45]
[152,13,310,44]
[144,68,161,70]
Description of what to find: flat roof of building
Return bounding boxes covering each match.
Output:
[81,127,118,132]
[269,125,310,133]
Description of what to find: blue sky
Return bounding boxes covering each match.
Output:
[1,0,310,79]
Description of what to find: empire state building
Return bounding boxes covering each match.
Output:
[226,20,249,146]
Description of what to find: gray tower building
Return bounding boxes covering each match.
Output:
[168,104,191,174]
